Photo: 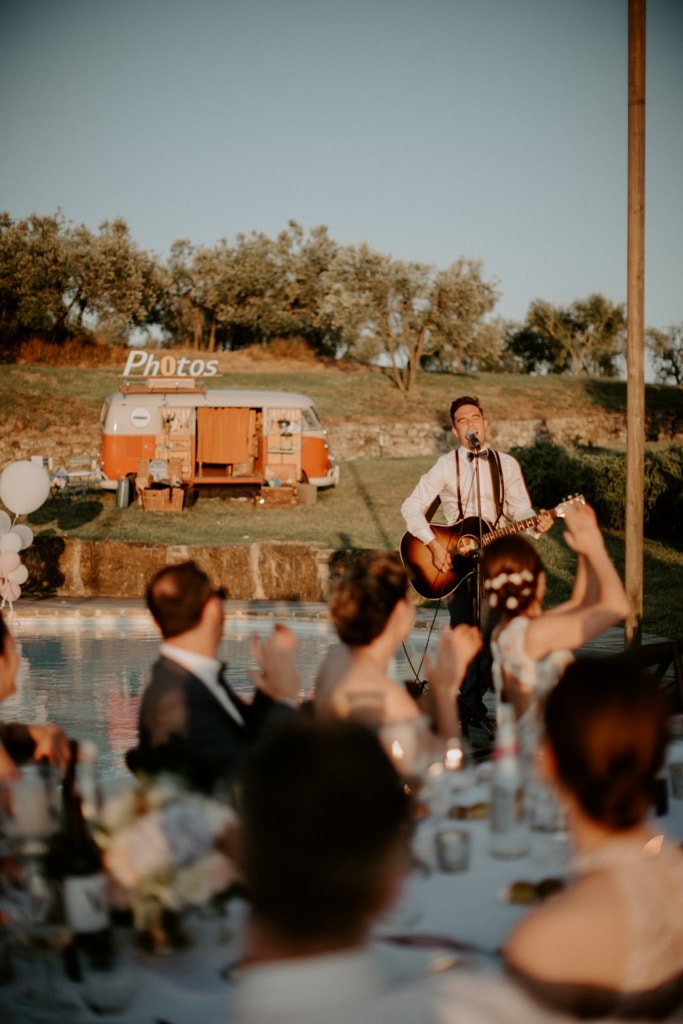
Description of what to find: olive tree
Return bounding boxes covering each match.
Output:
[321,244,500,392]
[506,294,626,376]
[647,324,683,386]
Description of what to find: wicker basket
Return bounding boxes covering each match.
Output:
[141,486,185,512]
[253,485,298,508]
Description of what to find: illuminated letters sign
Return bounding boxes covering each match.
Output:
[123,350,219,378]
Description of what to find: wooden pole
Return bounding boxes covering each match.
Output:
[625,0,646,647]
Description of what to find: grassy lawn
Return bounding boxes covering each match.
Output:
[3,358,682,639]
[27,453,683,642]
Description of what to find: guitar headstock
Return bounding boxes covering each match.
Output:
[554,494,586,518]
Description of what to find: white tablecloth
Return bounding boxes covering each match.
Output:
[3,775,682,1023]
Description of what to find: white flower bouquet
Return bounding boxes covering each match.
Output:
[92,775,240,936]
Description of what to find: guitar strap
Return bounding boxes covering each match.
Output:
[455,449,505,526]
[488,450,504,527]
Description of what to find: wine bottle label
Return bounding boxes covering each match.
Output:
[63,872,109,933]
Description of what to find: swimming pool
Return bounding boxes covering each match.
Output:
[3,612,436,781]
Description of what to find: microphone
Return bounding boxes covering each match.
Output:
[466,430,481,449]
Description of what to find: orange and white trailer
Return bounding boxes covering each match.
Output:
[98,378,339,492]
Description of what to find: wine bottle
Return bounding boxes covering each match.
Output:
[76,738,102,823]
[59,739,112,979]
[489,704,529,857]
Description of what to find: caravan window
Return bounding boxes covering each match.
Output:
[302,406,322,430]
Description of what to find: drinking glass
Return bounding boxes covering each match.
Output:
[78,930,137,1015]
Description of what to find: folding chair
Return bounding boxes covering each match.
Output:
[63,457,97,502]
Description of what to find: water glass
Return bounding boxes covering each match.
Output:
[78,931,137,1015]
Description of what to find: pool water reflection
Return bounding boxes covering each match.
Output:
[3,614,432,781]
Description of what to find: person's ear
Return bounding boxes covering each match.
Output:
[202,593,223,627]
[536,737,558,785]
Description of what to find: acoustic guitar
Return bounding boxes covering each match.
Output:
[400,494,585,600]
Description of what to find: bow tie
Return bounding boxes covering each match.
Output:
[467,449,489,461]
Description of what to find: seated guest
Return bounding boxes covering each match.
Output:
[0,609,69,782]
[504,657,683,1020]
[234,716,573,1024]
[126,560,300,795]
[314,550,481,739]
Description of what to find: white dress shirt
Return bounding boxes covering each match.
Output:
[400,446,537,546]
[159,642,245,727]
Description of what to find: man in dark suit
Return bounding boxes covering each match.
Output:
[126,561,300,795]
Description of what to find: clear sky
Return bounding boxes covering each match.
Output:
[1,0,681,333]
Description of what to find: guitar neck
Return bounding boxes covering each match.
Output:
[481,512,551,548]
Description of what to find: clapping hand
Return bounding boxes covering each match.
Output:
[562,501,604,556]
[249,624,301,705]
[422,625,482,741]
[425,624,482,700]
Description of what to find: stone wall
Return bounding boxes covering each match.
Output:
[26,536,334,602]
[327,408,683,462]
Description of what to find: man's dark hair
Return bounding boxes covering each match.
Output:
[239,717,412,946]
[449,395,484,426]
[146,560,214,639]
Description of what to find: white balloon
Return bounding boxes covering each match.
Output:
[0,510,10,535]
[0,580,20,603]
[11,525,33,550]
[0,551,20,575]
[0,532,21,554]
[0,460,51,516]
[8,564,29,585]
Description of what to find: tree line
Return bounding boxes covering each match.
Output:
[1,211,681,391]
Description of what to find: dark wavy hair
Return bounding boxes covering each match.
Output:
[481,534,544,616]
[544,657,668,830]
[449,394,484,426]
[328,550,410,647]
[0,610,6,655]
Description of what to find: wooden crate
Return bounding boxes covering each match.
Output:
[253,485,298,508]
[141,486,185,512]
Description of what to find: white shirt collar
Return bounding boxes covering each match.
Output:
[159,642,244,727]
[236,947,382,1021]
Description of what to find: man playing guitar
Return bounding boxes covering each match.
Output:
[400,395,554,730]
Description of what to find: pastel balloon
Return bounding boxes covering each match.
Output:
[0,580,20,603]
[0,551,20,575]
[0,532,21,554]
[8,564,29,585]
[0,511,10,535]
[0,460,51,516]
[11,525,33,550]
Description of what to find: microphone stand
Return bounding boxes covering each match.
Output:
[470,435,484,633]
[458,432,495,741]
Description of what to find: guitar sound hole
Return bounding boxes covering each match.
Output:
[457,535,479,556]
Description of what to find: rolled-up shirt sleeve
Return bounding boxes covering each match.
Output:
[401,456,451,546]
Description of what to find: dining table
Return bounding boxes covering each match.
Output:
[2,757,683,1024]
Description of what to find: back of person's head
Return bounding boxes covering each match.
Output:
[146,560,214,639]
[449,394,484,425]
[239,716,412,947]
[481,535,543,616]
[328,550,410,647]
[544,657,668,830]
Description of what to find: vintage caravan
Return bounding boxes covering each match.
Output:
[98,379,339,491]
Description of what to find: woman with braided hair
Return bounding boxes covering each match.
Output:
[481,502,629,820]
